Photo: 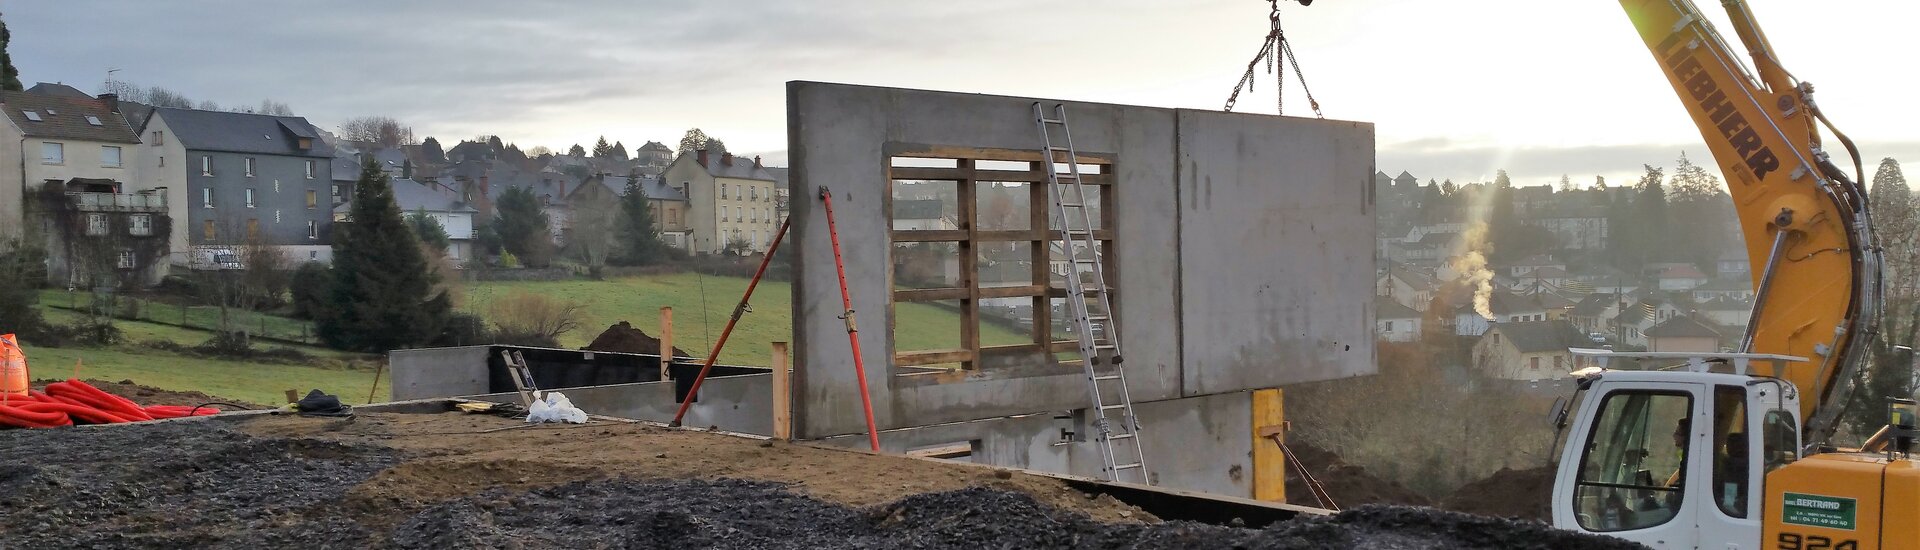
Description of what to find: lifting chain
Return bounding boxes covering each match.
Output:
[1223,0,1323,118]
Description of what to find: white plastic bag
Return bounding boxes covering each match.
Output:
[525,391,589,424]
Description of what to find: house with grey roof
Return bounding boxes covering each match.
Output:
[1,87,169,285]
[137,107,335,266]
[335,177,478,264]
[1644,315,1723,353]
[1375,296,1422,343]
[662,149,781,254]
[1472,319,1591,381]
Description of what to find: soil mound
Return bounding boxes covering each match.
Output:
[582,321,691,357]
[1283,440,1431,507]
[1441,466,1556,521]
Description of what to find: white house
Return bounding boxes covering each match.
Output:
[1376,297,1423,342]
[1655,265,1711,291]
[0,87,146,242]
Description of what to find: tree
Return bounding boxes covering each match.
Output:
[569,191,618,278]
[255,99,294,116]
[314,160,451,352]
[592,136,615,158]
[678,128,711,156]
[1557,174,1573,193]
[526,145,553,157]
[1419,182,1445,223]
[420,137,447,163]
[567,144,586,157]
[493,186,554,267]
[1628,164,1670,267]
[288,261,330,319]
[703,138,728,157]
[1441,178,1458,195]
[0,12,19,92]
[196,99,221,111]
[613,174,667,266]
[487,135,504,152]
[1667,152,1734,266]
[407,209,451,256]
[147,87,193,108]
[339,116,412,148]
[610,140,629,161]
[724,230,753,256]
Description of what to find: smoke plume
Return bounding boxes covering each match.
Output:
[1455,222,1496,320]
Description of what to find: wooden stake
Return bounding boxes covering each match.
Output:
[659,306,675,378]
[771,341,791,440]
[284,389,299,404]
[367,361,385,404]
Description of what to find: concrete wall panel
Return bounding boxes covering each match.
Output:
[1176,110,1377,394]
[471,374,774,436]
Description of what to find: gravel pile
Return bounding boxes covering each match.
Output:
[0,421,401,548]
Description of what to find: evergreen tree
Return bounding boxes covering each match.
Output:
[1441,179,1458,195]
[592,136,614,158]
[613,174,667,266]
[610,140,628,161]
[1419,182,1444,223]
[1630,164,1670,266]
[568,144,586,157]
[1606,191,1635,268]
[0,12,19,92]
[487,135,504,152]
[1870,158,1915,256]
[407,208,450,255]
[315,160,451,352]
[420,137,446,163]
[493,186,552,265]
[1558,174,1573,193]
[1668,152,1733,265]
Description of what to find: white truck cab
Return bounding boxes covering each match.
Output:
[1552,349,1806,549]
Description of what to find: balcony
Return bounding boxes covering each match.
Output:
[68,192,168,212]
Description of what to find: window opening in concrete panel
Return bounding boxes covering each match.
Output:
[976,182,1031,231]
[890,179,958,232]
[886,150,1115,384]
[893,299,966,371]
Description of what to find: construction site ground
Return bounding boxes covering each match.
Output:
[0,406,1644,549]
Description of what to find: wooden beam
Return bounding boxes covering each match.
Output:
[771,342,791,440]
[1252,389,1287,503]
[659,307,674,378]
[886,144,1115,165]
[894,287,969,302]
[958,159,979,370]
[979,285,1048,299]
[895,348,974,366]
[891,229,967,242]
[886,166,966,181]
[970,169,1115,185]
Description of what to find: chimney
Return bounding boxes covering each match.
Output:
[557,177,567,198]
[96,93,120,113]
[402,159,413,180]
[480,173,491,196]
[753,155,762,166]
[722,152,733,166]
[696,149,709,167]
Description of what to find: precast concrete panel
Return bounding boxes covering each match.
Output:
[1176,110,1377,394]
[470,375,775,435]
[788,82,1182,439]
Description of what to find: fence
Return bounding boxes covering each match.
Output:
[46,290,320,346]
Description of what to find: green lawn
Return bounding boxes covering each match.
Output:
[464,272,1029,367]
[36,306,365,360]
[15,344,388,406]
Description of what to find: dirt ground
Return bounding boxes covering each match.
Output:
[1283,440,1431,508]
[0,411,1648,549]
[240,412,1146,523]
[1440,466,1556,521]
[26,378,262,408]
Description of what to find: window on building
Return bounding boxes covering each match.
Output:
[158,156,165,167]
[41,142,63,164]
[274,210,282,224]
[152,131,164,145]
[129,214,152,236]
[202,220,216,241]
[202,188,214,208]
[245,188,256,208]
[84,213,109,236]
[306,190,317,209]
[246,219,260,239]
[85,115,103,127]
[305,160,315,179]
[751,186,758,200]
[201,155,212,176]
[100,146,123,168]
[1553,355,1564,370]
[117,249,136,269]
[721,183,728,199]
[244,158,255,177]
[1530,356,1540,370]
[307,220,318,240]
[1573,391,1692,532]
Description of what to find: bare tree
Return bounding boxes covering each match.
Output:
[486,290,583,347]
[339,116,414,148]
[526,145,553,157]
[256,99,294,116]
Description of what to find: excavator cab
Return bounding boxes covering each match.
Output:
[1553,350,1804,549]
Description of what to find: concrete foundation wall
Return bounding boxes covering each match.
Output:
[787,82,1375,439]
[390,346,492,400]
[815,391,1256,497]
[469,374,774,435]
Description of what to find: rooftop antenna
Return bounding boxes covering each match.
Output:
[104,68,121,92]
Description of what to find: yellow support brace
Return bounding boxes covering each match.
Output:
[1252,388,1286,502]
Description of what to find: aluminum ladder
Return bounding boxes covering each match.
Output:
[1032,102,1148,484]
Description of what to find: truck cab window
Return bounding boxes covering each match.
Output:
[1711,385,1749,518]
[1574,391,1692,532]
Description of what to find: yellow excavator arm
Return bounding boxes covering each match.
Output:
[1620,0,1883,445]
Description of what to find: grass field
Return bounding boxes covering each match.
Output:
[37,289,318,345]
[35,307,363,359]
[18,344,388,406]
[464,272,1028,367]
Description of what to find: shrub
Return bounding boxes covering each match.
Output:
[486,290,582,348]
[288,262,331,319]
[433,312,493,347]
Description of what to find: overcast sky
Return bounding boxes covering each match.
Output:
[8,1,1913,187]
